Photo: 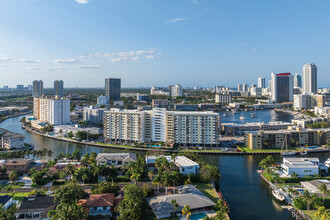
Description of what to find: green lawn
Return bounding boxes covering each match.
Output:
[11,182,25,188]
[301,210,330,220]
[195,183,219,203]
[241,147,302,153]
[0,192,30,202]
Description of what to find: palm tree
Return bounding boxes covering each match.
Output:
[162,171,170,194]
[49,202,86,220]
[302,190,317,214]
[130,173,141,185]
[314,206,330,220]
[3,185,13,196]
[171,199,180,212]
[9,171,18,184]
[181,204,191,220]
[152,174,162,194]
[148,170,154,181]
[318,183,329,205]
[47,150,53,160]
[170,171,180,194]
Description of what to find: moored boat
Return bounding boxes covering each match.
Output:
[272,189,285,201]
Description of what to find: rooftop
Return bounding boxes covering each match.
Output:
[5,158,32,166]
[96,153,137,163]
[147,185,215,219]
[0,195,12,205]
[175,156,199,167]
[17,196,57,214]
[78,194,115,208]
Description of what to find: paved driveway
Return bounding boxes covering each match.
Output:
[17,175,33,188]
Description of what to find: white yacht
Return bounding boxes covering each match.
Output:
[324,158,330,168]
[272,189,285,201]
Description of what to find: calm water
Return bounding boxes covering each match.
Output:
[1,110,329,220]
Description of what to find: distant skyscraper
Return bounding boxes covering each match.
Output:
[54,80,64,97]
[16,84,24,91]
[105,78,121,101]
[303,63,317,94]
[32,80,43,97]
[293,73,302,88]
[258,77,265,88]
[27,84,33,91]
[169,84,182,97]
[271,73,293,103]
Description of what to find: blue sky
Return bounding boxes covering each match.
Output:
[0,0,329,88]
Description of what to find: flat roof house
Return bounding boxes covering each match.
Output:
[145,155,199,175]
[15,196,58,220]
[301,179,330,194]
[96,153,137,167]
[147,185,215,219]
[281,157,319,177]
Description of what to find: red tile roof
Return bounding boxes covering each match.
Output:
[79,194,115,208]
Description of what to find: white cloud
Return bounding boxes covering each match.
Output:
[166,17,187,23]
[25,67,41,72]
[49,66,69,72]
[54,59,80,63]
[76,65,100,69]
[0,55,44,63]
[75,0,89,4]
[81,49,159,63]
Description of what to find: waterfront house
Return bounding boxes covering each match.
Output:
[0,128,25,150]
[281,157,319,177]
[301,179,330,194]
[4,158,33,174]
[15,195,57,220]
[78,193,122,218]
[96,153,137,167]
[147,184,215,219]
[0,195,14,209]
[145,155,199,175]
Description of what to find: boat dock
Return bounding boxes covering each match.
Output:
[260,173,310,220]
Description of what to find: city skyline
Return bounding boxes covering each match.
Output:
[1,0,330,88]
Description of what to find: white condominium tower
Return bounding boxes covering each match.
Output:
[103,108,220,146]
[33,96,70,125]
[303,63,317,94]
[169,84,182,97]
[103,109,145,143]
[258,77,265,88]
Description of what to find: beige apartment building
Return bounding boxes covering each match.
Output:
[245,127,330,150]
[103,108,220,146]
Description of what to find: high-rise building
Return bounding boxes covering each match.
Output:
[303,63,317,94]
[16,84,24,91]
[215,93,232,104]
[32,80,43,97]
[33,96,70,125]
[103,108,220,146]
[105,78,121,101]
[54,80,64,97]
[258,77,265,88]
[169,84,182,97]
[97,95,109,106]
[27,85,33,91]
[83,106,105,124]
[271,73,293,103]
[293,74,302,88]
[237,84,249,92]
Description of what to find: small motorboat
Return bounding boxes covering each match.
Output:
[300,151,308,156]
[324,158,330,168]
[223,113,227,116]
[281,152,296,156]
[272,189,285,201]
[239,112,245,120]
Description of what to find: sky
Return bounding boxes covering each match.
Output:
[0,0,330,88]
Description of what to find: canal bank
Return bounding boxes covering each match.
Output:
[0,114,302,220]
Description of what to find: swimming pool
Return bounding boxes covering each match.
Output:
[308,146,319,149]
[191,213,207,220]
[147,145,162,148]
